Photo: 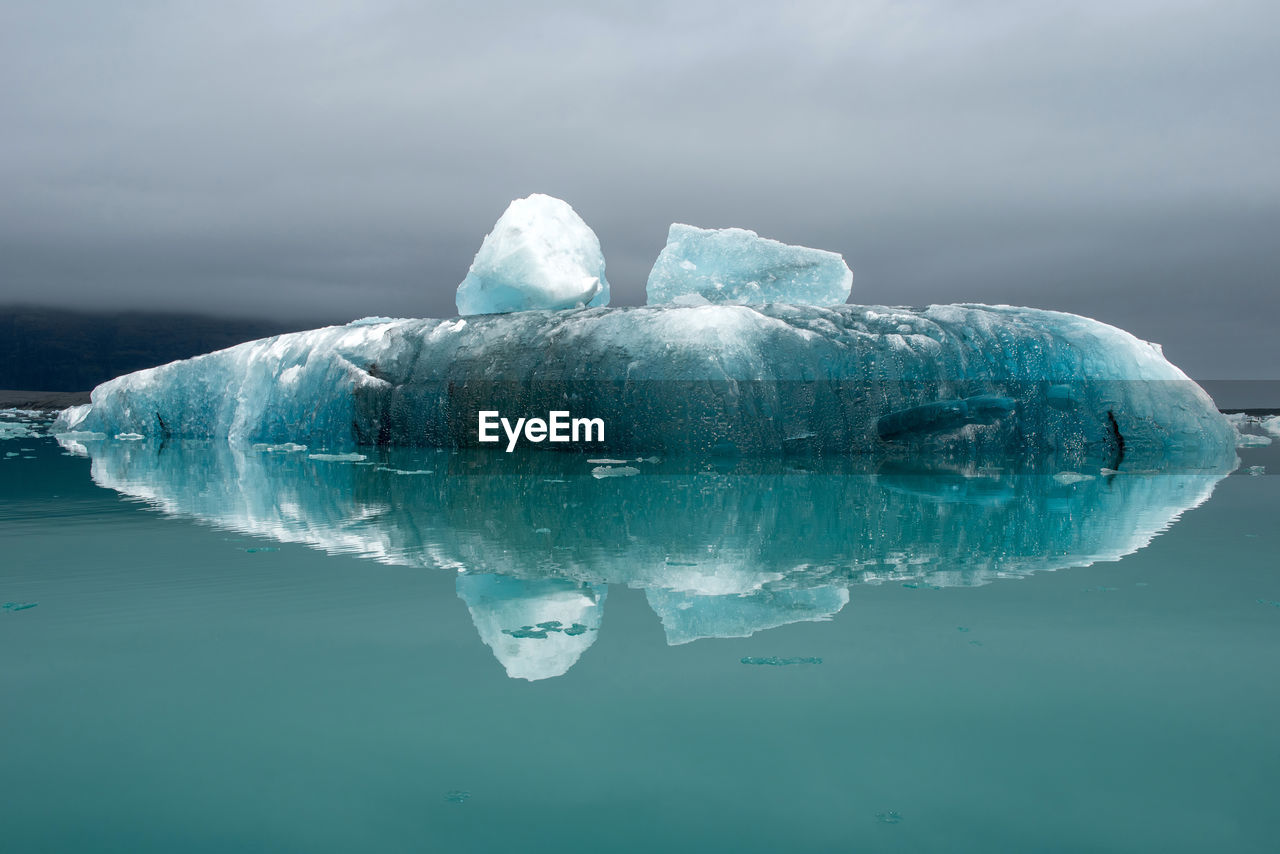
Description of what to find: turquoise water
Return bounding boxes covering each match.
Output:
[3,413,1279,852]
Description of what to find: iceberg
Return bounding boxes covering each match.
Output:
[56,303,1236,468]
[455,194,609,315]
[646,224,852,307]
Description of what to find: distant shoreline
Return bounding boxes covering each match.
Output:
[0,389,90,410]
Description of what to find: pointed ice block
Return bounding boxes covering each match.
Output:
[456,574,606,681]
[646,223,852,307]
[455,194,610,315]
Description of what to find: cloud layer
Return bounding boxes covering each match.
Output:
[2,1,1277,378]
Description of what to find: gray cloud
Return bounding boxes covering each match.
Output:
[1,0,1277,380]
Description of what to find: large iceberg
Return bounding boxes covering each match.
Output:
[56,304,1236,467]
[646,224,852,306]
[455,194,609,315]
[54,194,1233,465]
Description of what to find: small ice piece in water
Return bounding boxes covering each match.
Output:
[740,656,823,666]
[646,223,852,306]
[115,432,145,441]
[1227,415,1272,446]
[591,465,639,478]
[1053,472,1096,485]
[307,452,368,462]
[1246,465,1265,476]
[455,194,610,315]
[0,421,38,440]
[1262,415,1280,437]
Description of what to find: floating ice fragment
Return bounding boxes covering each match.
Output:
[115,432,145,441]
[1246,465,1265,476]
[2,602,38,612]
[1262,415,1280,437]
[1053,472,1096,485]
[587,458,630,465]
[0,421,37,440]
[307,453,367,462]
[646,223,852,306]
[1235,432,1272,447]
[740,656,823,666]
[253,442,307,453]
[592,465,639,478]
[456,194,609,315]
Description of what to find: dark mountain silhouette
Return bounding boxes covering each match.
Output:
[1,306,336,392]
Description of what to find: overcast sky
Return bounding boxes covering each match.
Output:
[1,1,1276,379]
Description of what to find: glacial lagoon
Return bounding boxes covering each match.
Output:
[3,409,1279,852]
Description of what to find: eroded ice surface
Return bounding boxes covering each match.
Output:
[646,224,852,306]
[64,439,1231,678]
[57,304,1236,467]
[455,194,609,315]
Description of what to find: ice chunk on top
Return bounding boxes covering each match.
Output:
[646,223,852,307]
[455,194,610,315]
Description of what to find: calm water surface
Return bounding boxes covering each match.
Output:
[2,411,1278,853]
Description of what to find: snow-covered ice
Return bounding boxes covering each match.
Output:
[646,223,852,307]
[455,194,609,315]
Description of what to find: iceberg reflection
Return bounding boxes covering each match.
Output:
[67,440,1233,679]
